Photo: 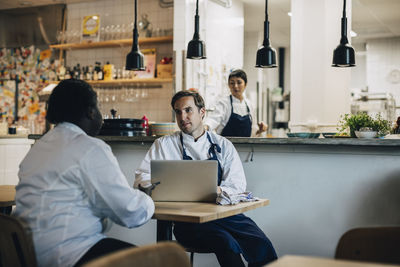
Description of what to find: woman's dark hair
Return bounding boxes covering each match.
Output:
[171,90,205,110]
[46,79,97,124]
[229,69,247,85]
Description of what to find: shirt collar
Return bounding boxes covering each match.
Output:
[181,130,207,143]
[57,122,87,136]
[231,94,248,103]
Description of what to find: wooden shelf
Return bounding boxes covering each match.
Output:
[49,78,172,86]
[49,36,173,50]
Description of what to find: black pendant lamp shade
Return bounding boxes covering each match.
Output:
[187,0,206,59]
[332,0,355,67]
[126,0,145,70]
[256,0,277,68]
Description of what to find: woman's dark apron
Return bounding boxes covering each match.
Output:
[221,95,252,137]
[173,132,277,263]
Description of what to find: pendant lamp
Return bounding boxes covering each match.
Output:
[332,0,355,67]
[255,0,277,68]
[186,0,206,59]
[126,0,145,70]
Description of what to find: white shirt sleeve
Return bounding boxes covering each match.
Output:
[247,101,260,137]
[81,144,155,228]
[204,96,231,134]
[134,138,171,188]
[217,136,247,195]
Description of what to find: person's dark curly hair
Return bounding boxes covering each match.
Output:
[171,90,205,110]
[46,79,97,124]
[229,69,247,85]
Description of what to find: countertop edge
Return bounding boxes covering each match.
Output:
[28,135,400,147]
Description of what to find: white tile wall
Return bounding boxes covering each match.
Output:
[64,0,174,121]
[366,37,400,117]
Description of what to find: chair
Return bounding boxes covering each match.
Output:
[335,226,400,265]
[0,213,37,267]
[185,247,214,266]
[82,242,190,267]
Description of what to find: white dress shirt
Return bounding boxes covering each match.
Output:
[14,122,154,267]
[204,95,258,136]
[134,131,246,196]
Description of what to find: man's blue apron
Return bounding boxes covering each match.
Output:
[173,132,277,264]
[221,95,252,137]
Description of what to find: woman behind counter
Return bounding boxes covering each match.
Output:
[204,69,267,137]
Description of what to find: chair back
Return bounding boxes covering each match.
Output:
[335,226,400,265]
[82,242,190,267]
[0,213,37,267]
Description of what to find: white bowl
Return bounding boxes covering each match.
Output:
[354,131,377,139]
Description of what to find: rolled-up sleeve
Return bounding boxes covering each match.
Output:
[81,144,154,228]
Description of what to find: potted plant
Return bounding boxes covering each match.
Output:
[337,112,391,138]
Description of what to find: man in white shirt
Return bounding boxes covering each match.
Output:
[135,90,277,267]
[14,79,154,267]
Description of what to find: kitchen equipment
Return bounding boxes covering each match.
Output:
[99,118,146,136]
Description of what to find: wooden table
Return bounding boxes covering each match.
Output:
[153,198,269,241]
[0,185,16,214]
[265,255,400,267]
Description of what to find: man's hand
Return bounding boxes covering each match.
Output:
[138,182,160,197]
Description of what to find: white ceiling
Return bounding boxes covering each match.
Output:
[243,0,400,46]
[0,0,399,46]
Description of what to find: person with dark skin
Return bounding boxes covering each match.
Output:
[14,79,154,267]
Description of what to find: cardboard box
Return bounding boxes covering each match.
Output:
[157,64,173,78]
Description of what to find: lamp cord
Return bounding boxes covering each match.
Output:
[342,0,346,18]
[135,0,137,29]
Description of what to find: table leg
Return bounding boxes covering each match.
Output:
[157,220,172,241]
[0,206,12,215]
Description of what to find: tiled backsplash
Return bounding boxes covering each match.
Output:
[64,0,174,122]
[366,37,400,116]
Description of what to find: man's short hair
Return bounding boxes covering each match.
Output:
[171,90,205,110]
[229,69,247,85]
[46,79,97,124]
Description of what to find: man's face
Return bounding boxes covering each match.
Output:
[174,96,205,136]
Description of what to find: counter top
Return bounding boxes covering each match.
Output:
[28,134,400,147]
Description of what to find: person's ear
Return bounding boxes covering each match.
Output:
[86,106,96,120]
[200,107,206,120]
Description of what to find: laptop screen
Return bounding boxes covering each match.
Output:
[150,160,218,202]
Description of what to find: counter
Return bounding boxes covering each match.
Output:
[27,135,400,266]
[0,136,34,185]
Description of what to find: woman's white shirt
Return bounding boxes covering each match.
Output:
[14,122,154,267]
[204,95,257,135]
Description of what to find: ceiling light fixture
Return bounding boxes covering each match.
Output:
[332,0,356,67]
[126,0,145,71]
[186,0,206,59]
[256,0,277,68]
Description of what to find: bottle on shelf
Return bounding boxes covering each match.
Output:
[103,61,114,81]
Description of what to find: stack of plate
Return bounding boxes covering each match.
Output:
[150,122,176,136]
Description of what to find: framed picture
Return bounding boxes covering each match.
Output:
[81,14,100,43]
[134,48,156,79]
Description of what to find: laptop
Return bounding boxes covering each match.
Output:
[150,160,218,202]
